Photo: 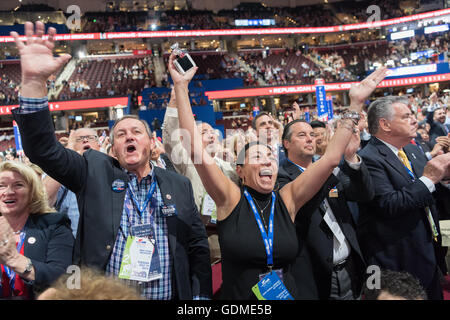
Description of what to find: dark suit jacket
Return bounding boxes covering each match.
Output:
[277,158,373,299]
[13,108,212,300]
[0,212,74,298]
[358,137,441,297]
[415,134,433,154]
[426,110,450,143]
[160,153,176,172]
[277,144,287,166]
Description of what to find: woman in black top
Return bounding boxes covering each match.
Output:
[168,53,358,299]
[218,180,299,299]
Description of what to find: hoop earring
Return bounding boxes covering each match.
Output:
[241,176,246,187]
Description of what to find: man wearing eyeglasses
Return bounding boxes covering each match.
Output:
[44,128,101,237]
[72,129,100,152]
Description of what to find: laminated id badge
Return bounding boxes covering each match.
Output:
[252,271,294,300]
[201,193,217,224]
[118,235,162,282]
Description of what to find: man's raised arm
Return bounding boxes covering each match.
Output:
[11,21,85,193]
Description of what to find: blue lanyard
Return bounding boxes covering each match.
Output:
[127,180,157,224]
[3,231,26,294]
[401,162,416,182]
[243,188,276,267]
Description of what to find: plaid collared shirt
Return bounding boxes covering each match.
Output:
[17,96,48,113]
[18,96,208,300]
[105,170,172,300]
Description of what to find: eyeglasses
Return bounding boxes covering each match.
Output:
[75,135,98,142]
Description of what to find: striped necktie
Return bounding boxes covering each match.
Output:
[398,149,439,242]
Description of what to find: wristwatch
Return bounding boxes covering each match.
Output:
[22,258,33,275]
[341,111,361,125]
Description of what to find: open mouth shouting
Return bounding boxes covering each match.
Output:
[259,168,273,183]
[126,144,137,154]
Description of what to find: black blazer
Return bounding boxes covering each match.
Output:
[358,137,441,298]
[277,159,373,299]
[0,212,74,298]
[13,108,212,300]
[426,110,450,143]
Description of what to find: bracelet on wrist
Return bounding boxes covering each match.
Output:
[341,111,360,126]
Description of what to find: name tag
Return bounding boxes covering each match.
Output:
[252,271,293,300]
[161,204,177,217]
[119,236,162,282]
[130,224,153,237]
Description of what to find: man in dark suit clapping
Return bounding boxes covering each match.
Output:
[359,95,450,300]
[276,68,387,300]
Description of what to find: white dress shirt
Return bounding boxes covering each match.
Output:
[297,158,361,265]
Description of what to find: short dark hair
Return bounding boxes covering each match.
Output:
[281,119,310,156]
[110,115,152,145]
[236,141,272,167]
[252,112,271,130]
[310,120,326,129]
[363,269,427,300]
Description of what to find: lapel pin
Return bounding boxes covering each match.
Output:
[28,237,36,244]
[166,194,172,200]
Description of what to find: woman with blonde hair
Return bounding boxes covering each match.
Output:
[38,267,143,300]
[0,161,74,299]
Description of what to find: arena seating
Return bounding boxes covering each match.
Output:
[58,55,154,100]
[0,61,21,106]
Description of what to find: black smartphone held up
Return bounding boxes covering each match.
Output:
[171,43,196,75]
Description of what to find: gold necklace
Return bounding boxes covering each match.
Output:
[253,198,271,231]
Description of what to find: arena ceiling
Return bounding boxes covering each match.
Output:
[0,0,348,13]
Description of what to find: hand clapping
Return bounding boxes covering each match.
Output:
[0,217,19,266]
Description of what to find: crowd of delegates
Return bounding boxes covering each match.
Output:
[308,50,357,82]
[241,48,357,86]
[366,32,450,72]
[1,22,450,300]
[321,31,450,81]
[0,72,19,105]
[242,50,316,86]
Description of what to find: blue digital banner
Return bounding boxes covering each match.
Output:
[315,79,328,122]
[12,121,23,156]
[304,108,310,123]
[326,96,333,121]
[370,62,450,80]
